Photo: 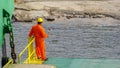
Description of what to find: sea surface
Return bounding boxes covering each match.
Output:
[0,17,120,67]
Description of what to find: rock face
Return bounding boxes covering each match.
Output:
[14,1,120,22]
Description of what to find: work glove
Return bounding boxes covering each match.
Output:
[28,36,34,43]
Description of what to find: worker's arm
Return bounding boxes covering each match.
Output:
[40,27,48,38]
[29,27,34,37]
[28,27,34,43]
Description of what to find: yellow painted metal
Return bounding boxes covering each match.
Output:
[18,37,44,64]
[3,59,13,68]
[28,37,34,60]
[4,37,44,68]
[18,37,35,63]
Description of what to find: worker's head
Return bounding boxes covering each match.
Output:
[37,17,43,24]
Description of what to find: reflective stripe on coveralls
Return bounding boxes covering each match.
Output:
[29,24,48,60]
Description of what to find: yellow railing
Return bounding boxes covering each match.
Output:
[3,38,44,68]
[18,37,35,63]
[23,49,35,63]
[3,59,13,68]
[3,37,35,68]
[3,37,43,68]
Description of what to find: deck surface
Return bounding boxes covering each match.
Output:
[44,58,120,68]
[4,58,120,68]
[5,64,56,68]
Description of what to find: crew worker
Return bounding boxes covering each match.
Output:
[28,18,48,61]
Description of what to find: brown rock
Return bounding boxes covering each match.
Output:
[14,10,32,22]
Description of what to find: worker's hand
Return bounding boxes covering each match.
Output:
[28,36,34,43]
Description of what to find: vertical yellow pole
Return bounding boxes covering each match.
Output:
[28,37,34,63]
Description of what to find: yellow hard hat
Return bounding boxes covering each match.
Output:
[37,18,43,23]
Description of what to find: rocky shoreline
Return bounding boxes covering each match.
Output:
[13,1,120,22]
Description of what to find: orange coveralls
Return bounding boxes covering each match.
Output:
[29,24,48,60]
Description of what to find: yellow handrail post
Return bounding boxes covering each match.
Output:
[18,38,43,64]
[18,37,35,64]
[28,37,34,63]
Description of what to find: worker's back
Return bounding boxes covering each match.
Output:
[29,24,48,38]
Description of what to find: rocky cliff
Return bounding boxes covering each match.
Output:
[14,0,120,22]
